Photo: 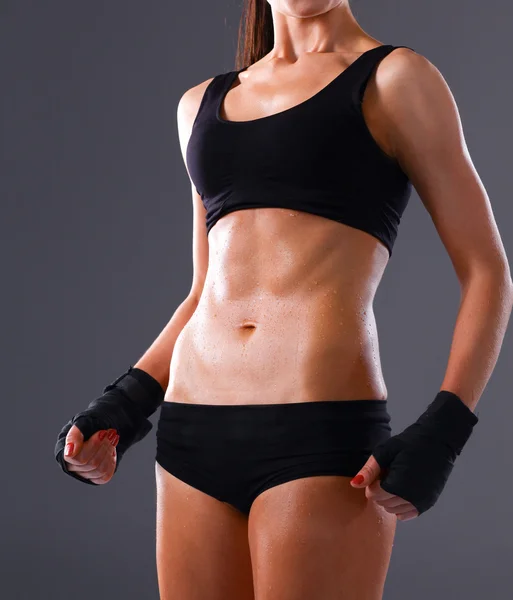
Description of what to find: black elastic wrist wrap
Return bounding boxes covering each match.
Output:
[54,366,165,485]
[371,390,479,516]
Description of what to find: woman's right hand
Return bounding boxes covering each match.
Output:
[63,425,120,485]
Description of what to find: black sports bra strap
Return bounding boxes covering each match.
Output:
[352,44,415,107]
[193,72,233,127]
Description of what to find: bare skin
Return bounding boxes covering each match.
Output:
[152,1,511,599]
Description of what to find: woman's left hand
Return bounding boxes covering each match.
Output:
[350,454,420,522]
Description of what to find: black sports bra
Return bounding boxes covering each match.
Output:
[186,44,414,258]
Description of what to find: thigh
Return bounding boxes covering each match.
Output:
[155,461,255,600]
[248,475,397,600]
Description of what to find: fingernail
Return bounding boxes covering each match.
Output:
[99,431,107,441]
[107,430,115,440]
[65,443,74,456]
[112,434,119,446]
[351,474,365,485]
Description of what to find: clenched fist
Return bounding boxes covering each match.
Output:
[63,426,120,485]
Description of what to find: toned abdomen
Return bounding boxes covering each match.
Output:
[166,207,390,406]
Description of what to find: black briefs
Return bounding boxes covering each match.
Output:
[155,398,392,516]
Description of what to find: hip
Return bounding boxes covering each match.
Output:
[157,397,392,461]
[155,397,392,516]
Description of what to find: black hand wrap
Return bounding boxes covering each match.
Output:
[371,390,479,516]
[54,366,165,485]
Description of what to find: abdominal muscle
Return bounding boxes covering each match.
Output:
[165,207,390,405]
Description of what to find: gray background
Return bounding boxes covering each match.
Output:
[2,1,512,598]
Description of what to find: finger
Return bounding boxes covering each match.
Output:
[397,508,419,521]
[64,424,85,459]
[382,502,415,515]
[80,430,119,474]
[365,480,396,502]
[64,429,105,466]
[68,434,114,480]
[66,429,115,467]
[66,430,114,473]
[67,431,120,483]
[88,445,117,485]
[91,443,116,479]
[64,430,105,471]
[375,495,412,508]
[108,429,119,446]
[351,454,382,487]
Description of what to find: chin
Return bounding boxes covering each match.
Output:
[270,0,344,19]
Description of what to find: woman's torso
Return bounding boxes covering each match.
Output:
[165,42,412,405]
[166,207,389,405]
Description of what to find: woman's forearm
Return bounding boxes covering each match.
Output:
[133,294,200,391]
[440,268,513,411]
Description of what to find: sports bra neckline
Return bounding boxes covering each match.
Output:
[216,43,393,126]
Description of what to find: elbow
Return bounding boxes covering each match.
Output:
[505,275,513,310]
[489,258,513,292]
[482,258,513,315]
[187,289,203,306]
[493,261,513,299]
[460,259,513,300]
[462,251,513,285]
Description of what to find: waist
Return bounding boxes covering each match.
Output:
[188,295,382,365]
[167,302,388,404]
[158,398,392,450]
[169,226,390,404]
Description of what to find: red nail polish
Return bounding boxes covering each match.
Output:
[351,474,365,485]
[99,431,107,441]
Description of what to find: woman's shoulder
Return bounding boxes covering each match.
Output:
[177,68,234,120]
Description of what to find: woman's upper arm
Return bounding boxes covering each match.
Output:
[377,48,511,282]
[176,76,215,301]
